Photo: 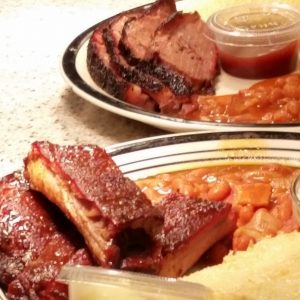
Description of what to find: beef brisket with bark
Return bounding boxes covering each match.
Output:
[103,6,194,113]
[146,12,219,94]
[120,2,218,95]
[87,22,157,111]
[120,0,177,64]
[87,0,219,116]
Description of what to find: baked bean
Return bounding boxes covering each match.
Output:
[207,180,231,202]
[136,164,300,254]
[186,73,300,123]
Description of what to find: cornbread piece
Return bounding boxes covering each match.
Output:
[0,171,93,299]
[24,142,163,268]
[185,232,300,300]
[122,194,235,277]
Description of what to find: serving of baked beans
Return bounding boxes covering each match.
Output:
[136,163,300,263]
[183,73,300,123]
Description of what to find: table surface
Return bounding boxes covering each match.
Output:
[0,0,166,176]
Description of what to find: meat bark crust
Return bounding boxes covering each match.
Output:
[120,1,218,95]
[103,10,197,114]
[24,142,163,268]
[87,20,156,111]
[150,12,219,94]
[122,193,235,277]
[0,171,93,299]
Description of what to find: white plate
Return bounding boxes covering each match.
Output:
[107,130,300,180]
[61,1,300,133]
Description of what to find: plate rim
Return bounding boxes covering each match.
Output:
[106,130,300,156]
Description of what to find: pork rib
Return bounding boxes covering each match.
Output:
[24,142,163,268]
[0,171,93,299]
[122,193,235,277]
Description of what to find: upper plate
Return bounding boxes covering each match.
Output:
[61,1,300,132]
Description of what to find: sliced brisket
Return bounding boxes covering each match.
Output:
[120,0,177,64]
[150,12,219,94]
[87,22,157,111]
[103,8,192,114]
[87,0,219,116]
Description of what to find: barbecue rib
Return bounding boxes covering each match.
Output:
[24,142,163,268]
[122,193,235,277]
[0,171,93,299]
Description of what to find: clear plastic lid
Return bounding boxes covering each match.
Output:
[292,174,300,224]
[59,266,213,300]
[205,3,300,47]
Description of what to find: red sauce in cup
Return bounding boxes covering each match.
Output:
[219,41,299,79]
[205,4,300,79]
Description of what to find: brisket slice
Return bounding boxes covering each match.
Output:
[121,9,219,95]
[24,142,163,268]
[103,9,192,113]
[87,22,157,111]
[0,171,94,299]
[150,12,219,94]
[121,193,235,277]
[120,0,177,64]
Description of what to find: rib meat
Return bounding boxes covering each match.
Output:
[122,193,235,277]
[7,242,93,300]
[0,171,94,299]
[24,142,163,268]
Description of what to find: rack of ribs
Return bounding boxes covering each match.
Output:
[24,141,164,268]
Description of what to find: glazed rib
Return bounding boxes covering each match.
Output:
[122,193,235,277]
[24,142,163,268]
[0,171,93,299]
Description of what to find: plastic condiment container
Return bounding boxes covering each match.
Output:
[205,3,300,79]
[291,174,300,224]
[58,265,238,300]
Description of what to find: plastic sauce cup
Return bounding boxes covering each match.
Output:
[204,4,300,79]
